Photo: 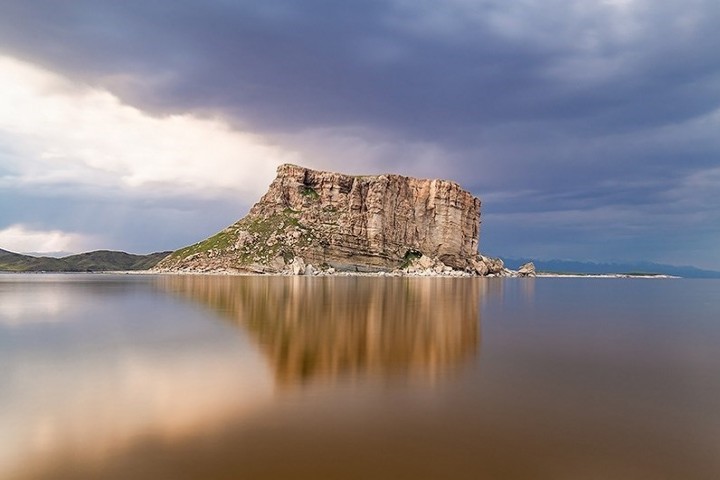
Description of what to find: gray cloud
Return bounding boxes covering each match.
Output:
[0,187,246,254]
[5,1,718,133]
[1,0,720,266]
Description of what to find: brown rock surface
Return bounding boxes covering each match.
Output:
[155,164,484,273]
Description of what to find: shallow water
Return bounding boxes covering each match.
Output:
[1,274,719,479]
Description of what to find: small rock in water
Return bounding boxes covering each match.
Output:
[518,262,536,277]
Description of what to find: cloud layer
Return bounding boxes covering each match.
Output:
[0,54,297,253]
[0,224,96,255]
[0,56,295,195]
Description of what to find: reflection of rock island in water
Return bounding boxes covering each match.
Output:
[156,276,482,386]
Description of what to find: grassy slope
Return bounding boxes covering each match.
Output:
[160,208,313,269]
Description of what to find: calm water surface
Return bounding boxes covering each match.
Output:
[1,274,719,479]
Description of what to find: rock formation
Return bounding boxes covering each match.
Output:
[155,164,504,275]
[517,262,536,277]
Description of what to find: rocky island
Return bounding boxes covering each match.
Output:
[155,164,510,276]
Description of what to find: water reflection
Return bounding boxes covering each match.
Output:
[6,276,720,479]
[3,274,484,480]
[0,275,273,480]
[155,276,482,387]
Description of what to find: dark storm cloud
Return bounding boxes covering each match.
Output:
[1,0,720,266]
[4,0,719,137]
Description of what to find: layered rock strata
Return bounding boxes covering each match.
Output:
[156,164,503,275]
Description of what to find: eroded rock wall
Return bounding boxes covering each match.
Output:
[156,164,484,273]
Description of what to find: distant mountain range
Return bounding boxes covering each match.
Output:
[0,248,170,272]
[503,258,720,279]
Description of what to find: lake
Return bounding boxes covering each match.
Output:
[1,274,719,479]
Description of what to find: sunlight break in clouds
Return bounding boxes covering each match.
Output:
[0,55,299,199]
[0,224,98,254]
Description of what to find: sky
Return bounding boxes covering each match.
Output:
[1,0,719,268]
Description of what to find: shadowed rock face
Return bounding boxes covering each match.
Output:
[156,164,482,273]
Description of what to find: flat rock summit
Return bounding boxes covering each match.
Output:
[155,164,508,276]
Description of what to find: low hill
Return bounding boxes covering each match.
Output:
[0,248,170,272]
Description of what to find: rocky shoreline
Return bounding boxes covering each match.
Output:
[155,254,539,278]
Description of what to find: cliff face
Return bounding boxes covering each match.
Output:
[156,164,486,273]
